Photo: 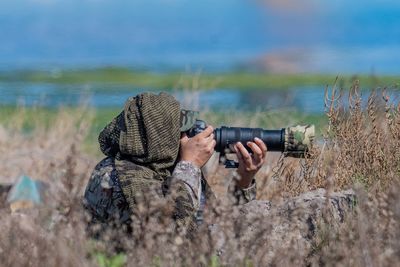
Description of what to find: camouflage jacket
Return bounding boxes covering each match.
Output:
[83,157,256,228]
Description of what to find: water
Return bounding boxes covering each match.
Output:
[0,1,399,74]
[2,81,400,115]
[0,82,357,114]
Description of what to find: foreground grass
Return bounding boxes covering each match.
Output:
[1,83,400,266]
[1,67,399,91]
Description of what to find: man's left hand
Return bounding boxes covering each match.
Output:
[233,137,267,189]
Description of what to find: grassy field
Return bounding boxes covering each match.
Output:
[1,67,399,91]
[1,80,400,266]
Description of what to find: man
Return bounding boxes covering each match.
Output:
[83,92,266,233]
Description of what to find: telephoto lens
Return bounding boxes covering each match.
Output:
[214,125,315,158]
[214,126,284,153]
[187,120,314,158]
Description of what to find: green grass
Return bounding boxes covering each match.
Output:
[94,252,126,267]
[1,67,399,91]
[0,106,328,158]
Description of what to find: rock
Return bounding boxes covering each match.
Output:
[234,189,356,263]
[241,188,355,227]
[209,189,356,264]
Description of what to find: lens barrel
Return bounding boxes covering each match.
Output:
[214,126,285,153]
[186,120,314,158]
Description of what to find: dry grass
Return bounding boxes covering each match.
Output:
[0,107,96,266]
[0,81,399,266]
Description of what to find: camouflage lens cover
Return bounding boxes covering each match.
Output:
[284,124,315,157]
[180,109,199,132]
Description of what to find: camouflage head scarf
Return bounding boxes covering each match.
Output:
[98,92,182,210]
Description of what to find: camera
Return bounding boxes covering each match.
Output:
[187,119,314,158]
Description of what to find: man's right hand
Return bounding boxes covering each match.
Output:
[179,126,216,168]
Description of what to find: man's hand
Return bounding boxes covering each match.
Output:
[180,126,216,168]
[234,137,267,189]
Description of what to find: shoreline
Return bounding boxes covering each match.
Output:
[1,67,398,91]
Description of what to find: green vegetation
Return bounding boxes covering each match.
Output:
[0,106,327,157]
[94,252,126,267]
[1,84,400,266]
[1,67,399,90]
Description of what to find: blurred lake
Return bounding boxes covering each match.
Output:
[0,1,399,113]
[1,82,398,114]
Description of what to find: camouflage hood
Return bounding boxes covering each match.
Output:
[99,92,181,176]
